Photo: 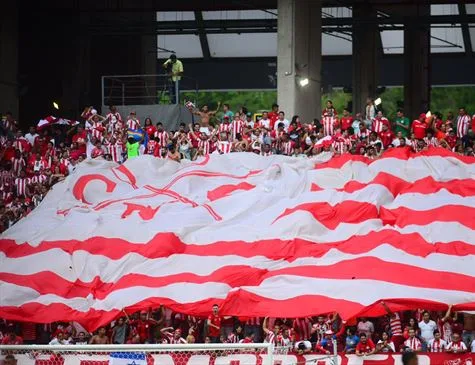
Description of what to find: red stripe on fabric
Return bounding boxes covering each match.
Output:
[2,257,474,300]
[329,173,475,197]
[162,169,262,191]
[1,290,475,332]
[272,201,379,229]
[380,205,475,229]
[2,230,474,261]
[207,182,256,202]
[314,147,475,169]
[310,183,324,192]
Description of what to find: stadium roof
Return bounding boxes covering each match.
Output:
[154,4,475,59]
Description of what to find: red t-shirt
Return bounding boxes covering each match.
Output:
[380,131,395,148]
[145,125,157,138]
[340,116,354,131]
[3,147,15,162]
[1,336,23,345]
[356,339,375,353]
[208,314,222,337]
[268,112,279,130]
[412,120,427,139]
[72,131,88,153]
[130,319,154,342]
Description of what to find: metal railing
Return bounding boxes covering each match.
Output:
[101,74,199,107]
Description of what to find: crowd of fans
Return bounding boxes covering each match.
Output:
[1,304,475,354]
[0,100,474,354]
[0,100,474,231]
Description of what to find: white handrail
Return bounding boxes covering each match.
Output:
[0,343,273,352]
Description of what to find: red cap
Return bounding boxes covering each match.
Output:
[140,310,147,315]
[223,116,229,120]
[419,113,427,119]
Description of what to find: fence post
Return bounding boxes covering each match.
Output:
[175,80,179,105]
[266,342,275,365]
[332,339,338,365]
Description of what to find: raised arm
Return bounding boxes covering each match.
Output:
[442,304,453,322]
[210,102,221,115]
[381,301,392,315]
[160,326,174,334]
[262,317,270,334]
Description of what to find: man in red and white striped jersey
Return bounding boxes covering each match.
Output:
[403,328,422,352]
[271,123,285,152]
[332,130,352,155]
[14,170,30,197]
[227,324,244,343]
[446,332,467,353]
[104,137,124,163]
[105,105,122,126]
[126,111,140,130]
[260,144,273,156]
[13,131,30,153]
[262,317,281,345]
[382,301,404,351]
[198,135,211,156]
[356,122,371,141]
[216,140,233,154]
[231,114,244,140]
[321,114,339,136]
[160,327,186,344]
[218,116,232,135]
[11,151,26,177]
[428,330,447,352]
[281,133,294,156]
[154,123,169,148]
[424,130,439,148]
[311,316,330,343]
[372,111,390,134]
[455,107,471,139]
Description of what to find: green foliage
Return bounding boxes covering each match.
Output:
[182,86,475,121]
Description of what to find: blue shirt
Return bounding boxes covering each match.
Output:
[346,335,360,350]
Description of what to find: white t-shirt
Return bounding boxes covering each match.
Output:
[357,321,375,338]
[274,119,290,131]
[259,118,271,129]
[419,320,437,342]
[377,340,395,353]
[49,338,69,345]
[470,339,475,353]
[25,133,39,146]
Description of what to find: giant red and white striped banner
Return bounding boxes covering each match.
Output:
[0,148,474,330]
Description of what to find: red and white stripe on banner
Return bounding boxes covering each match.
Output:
[3,352,474,365]
[37,116,79,130]
[1,148,475,330]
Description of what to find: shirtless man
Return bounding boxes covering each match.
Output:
[192,102,221,135]
[89,327,110,344]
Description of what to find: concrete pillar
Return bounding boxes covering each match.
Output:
[352,4,379,115]
[277,0,321,122]
[0,0,19,118]
[404,5,430,120]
